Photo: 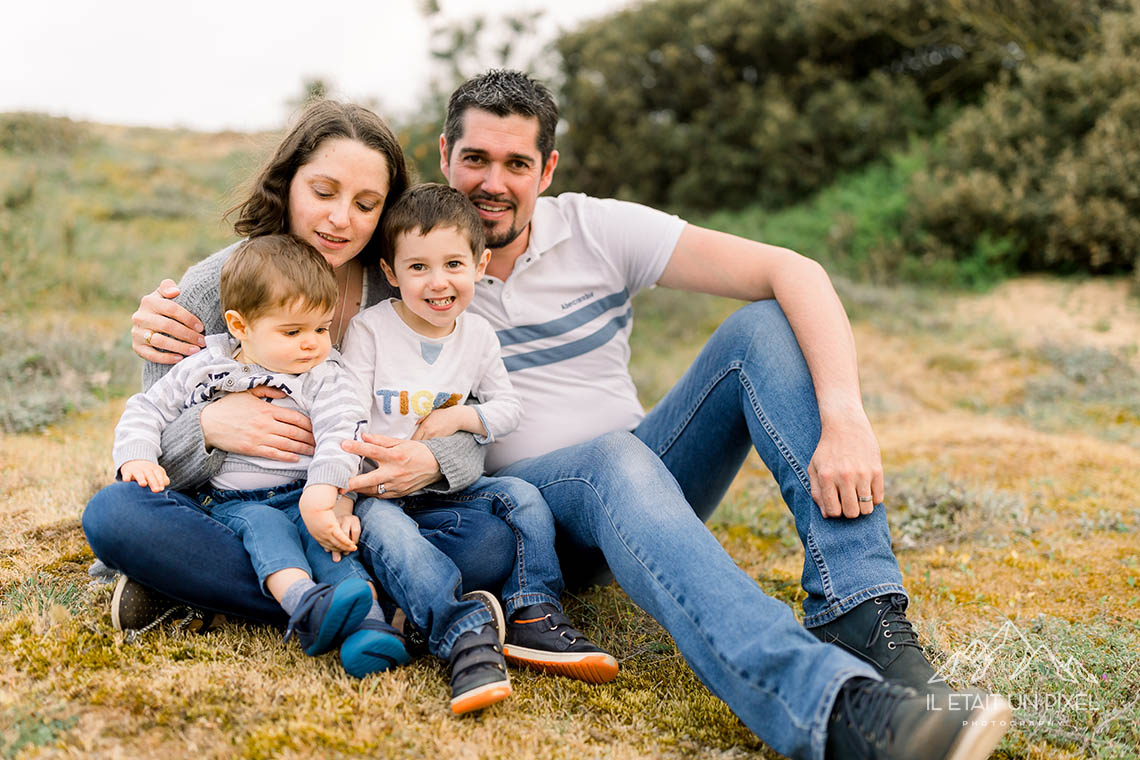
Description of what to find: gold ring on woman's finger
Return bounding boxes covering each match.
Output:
[143,329,154,345]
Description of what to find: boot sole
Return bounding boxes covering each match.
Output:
[946,695,1013,760]
[461,590,506,645]
[503,645,619,683]
[450,679,512,715]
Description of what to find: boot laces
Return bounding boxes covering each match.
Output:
[836,679,910,757]
[866,594,921,651]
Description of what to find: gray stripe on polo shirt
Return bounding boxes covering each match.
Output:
[495,289,630,347]
[503,308,633,372]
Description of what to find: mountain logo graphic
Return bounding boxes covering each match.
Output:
[931,619,1097,686]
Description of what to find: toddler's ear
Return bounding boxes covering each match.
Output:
[223,309,248,339]
[475,249,491,278]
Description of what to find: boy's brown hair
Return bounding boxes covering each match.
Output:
[220,234,337,322]
[379,183,486,267]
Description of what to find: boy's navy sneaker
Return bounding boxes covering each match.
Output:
[460,590,506,645]
[283,579,372,656]
[339,618,411,678]
[110,575,217,636]
[811,594,950,693]
[826,677,1011,760]
[392,590,505,658]
[449,624,512,715]
[503,602,618,683]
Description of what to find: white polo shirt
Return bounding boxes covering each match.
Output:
[468,193,686,471]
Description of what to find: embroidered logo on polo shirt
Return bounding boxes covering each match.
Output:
[561,292,594,310]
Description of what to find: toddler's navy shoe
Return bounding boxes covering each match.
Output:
[340,618,411,678]
[283,578,372,656]
[503,602,618,683]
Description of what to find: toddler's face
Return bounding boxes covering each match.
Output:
[237,301,334,374]
[382,226,490,338]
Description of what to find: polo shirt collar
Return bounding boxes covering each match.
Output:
[524,196,572,259]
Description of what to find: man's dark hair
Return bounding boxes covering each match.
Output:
[380,183,486,267]
[444,69,559,166]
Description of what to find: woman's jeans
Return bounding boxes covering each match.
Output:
[84,480,516,628]
[196,480,371,596]
[496,300,903,760]
[355,475,563,659]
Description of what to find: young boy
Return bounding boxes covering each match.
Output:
[111,234,408,678]
[340,184,617,715]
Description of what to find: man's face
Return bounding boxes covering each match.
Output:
[440,109,558,251]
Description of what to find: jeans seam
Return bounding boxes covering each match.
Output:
[805,530,836,607]
[537,472,809,733]
[651,363,740,460]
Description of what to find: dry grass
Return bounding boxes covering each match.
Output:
[2,275,1139,758]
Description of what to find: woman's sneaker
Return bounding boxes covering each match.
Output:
[110,575,218,637]
[340,618,411,678]
[503,603,618,683]
[283,579,372,656]
[449,625,512,715]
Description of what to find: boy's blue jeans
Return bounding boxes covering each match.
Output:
[84,481,516,627]
[198,480,371,595]
[495,300,904,760]
[355,475,563,659]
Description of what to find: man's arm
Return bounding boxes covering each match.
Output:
[657,224,884,519]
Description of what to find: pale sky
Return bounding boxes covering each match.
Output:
[2,0,629,131]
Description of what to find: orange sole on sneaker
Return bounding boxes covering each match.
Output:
[502,646,619,684]
[450,680,513,715]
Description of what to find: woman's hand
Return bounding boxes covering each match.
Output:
[131,279,207,364]
[200,388,316,460]
[344,433,442,497]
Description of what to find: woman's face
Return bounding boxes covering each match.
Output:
[287,137,390,269]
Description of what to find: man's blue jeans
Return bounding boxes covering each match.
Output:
[355,475,564,659]
[497,300,903,760]
[84,480,516,627]
[198,480,372,595]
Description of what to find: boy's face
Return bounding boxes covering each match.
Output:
[224,300,334,374]
[381,225,491,338]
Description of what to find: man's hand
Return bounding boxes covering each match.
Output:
[344,433,442,497]
[120,460,170,492]
[200,388,315,461]
[300,485,357,556]
[410,406,484,441]
[131,279,206,363]
[808,408,885,519]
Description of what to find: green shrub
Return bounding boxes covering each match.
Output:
[0,113,90,154]
[904,2,1140,279]
[551,0,1117,212]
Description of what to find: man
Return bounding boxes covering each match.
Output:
[347,70,1009,760]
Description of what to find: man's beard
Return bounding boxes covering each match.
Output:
[484,221,525,250]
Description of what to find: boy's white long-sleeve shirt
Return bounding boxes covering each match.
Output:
[112,334,367,489]
[340,299,522,443]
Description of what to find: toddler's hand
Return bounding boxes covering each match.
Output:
[120,460,169,492]
[300,485,357,557]
[410,406,483,441]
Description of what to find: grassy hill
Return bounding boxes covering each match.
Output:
[1,117,1138,758]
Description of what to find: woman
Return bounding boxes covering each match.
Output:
[83,101,514,629]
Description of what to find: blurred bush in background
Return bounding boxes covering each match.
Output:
[551,0,1117,211]
[903,2,1140,284]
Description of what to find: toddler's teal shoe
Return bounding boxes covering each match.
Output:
[284,579,372,656]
